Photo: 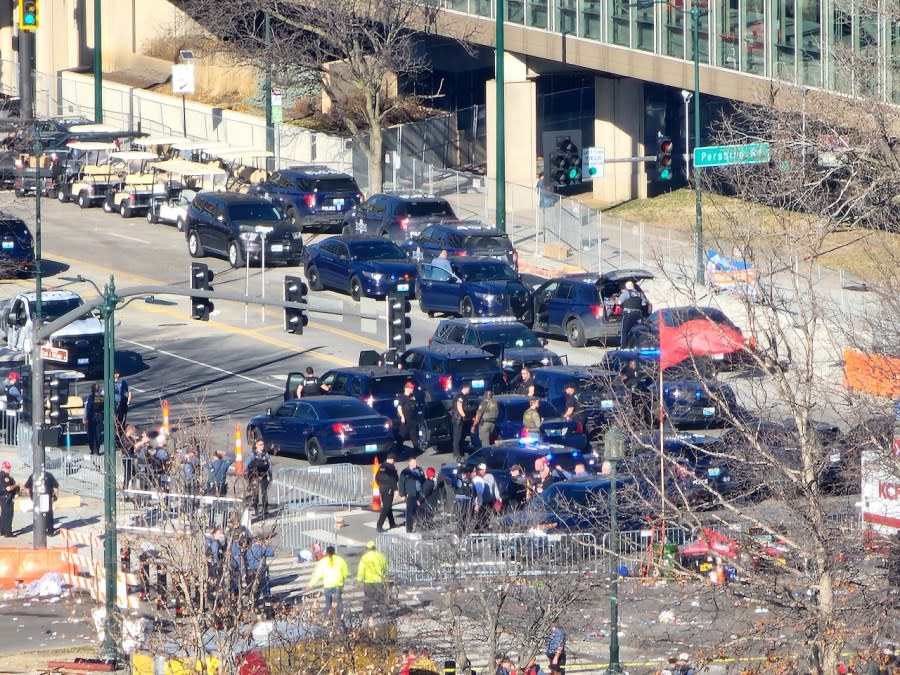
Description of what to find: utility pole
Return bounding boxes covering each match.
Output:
[93,0,103,122]
[19,30,34,120]
[264,12,275,172]
[494,0,506,233]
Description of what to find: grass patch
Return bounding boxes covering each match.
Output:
[591,188,897,282]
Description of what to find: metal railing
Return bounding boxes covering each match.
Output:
[277,513,338,552]
[272,464,371,512]
[118,488,244,534]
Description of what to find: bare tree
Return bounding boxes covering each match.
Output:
[612,58,900,671]
[176,0,441,192]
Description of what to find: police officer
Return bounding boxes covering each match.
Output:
[562,382,583,425]
[617,280,648,347]
[297,367,329,398]
[472,390,499,448]
[451,383,473,460]
[523,397,542,435]
[245,440,272,518]
[375,454,399,532]
[396,381,419,452]
[398,457,426,533]
[113,369,132,433]
[516,367,536,397]
[84,383,104,455]
[0,460,19,537]
[453,465,476,532]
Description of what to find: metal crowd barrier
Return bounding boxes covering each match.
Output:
[272,464,370,512]
[382,531,603,584]
[119,488,244,534]
[277,513,338,553]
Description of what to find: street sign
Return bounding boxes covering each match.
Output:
[271,88,283,124]
[171,64,195,95]
[582,146,605,180]
[40,345,69,363]
[693,142,770,168]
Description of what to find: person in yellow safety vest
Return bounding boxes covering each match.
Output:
[356,540,390,617]
[306,545,349,620]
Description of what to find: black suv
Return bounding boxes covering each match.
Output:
[284,366,452,452]
[250,166,362,232]
[396,344,506,408]
[407,222,518,270]
[342,193,456,241]
[184,192,304,268]
[430,318,562,375]
[529,270,654,347]
[0,218,34,277]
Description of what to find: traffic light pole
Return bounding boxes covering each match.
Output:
[691,2,704,285]
[30,333,46,549]
[93,0,103,122]
[494,0,506,233]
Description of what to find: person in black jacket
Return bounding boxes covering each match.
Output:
[419,467,439,529]
[375,453,399,532]
[83,383,104,455]
[398,457,426,533]
[245,440,272,518]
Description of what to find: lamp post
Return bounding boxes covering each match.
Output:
[680,90,692,179]
[604,425,626,674]
[93,0,103,122]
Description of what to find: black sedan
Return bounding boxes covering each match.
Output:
[247,396,395,465]
[304,235,417,300]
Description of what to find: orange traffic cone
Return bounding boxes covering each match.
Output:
[161,399,170,434]
[371,456,381,512]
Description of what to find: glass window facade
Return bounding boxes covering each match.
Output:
[455,0,899,102]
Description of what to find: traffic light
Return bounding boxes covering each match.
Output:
[46,374,69,425]
[656,135,674,181]
[190,262,214,321]
[543,130,583,192]
[19,0,39,31]
[283,275,309,335]
[387,292,411,352]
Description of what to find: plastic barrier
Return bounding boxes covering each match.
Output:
[843,348,900,398]
[0,546,73,589]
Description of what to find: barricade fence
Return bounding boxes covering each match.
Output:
[272,464,370,512]
[277,513,338,553]
[119,488,244,534]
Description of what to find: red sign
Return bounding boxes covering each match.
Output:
[40,345,69,363]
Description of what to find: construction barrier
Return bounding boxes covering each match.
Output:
[371,457,381,512]
[843,348,900,398]
[0,546,74,590]
[277,513,339,552]
[234,424,244,476]
[273,464,370,512]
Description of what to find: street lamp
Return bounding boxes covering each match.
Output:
[689,1,705,285]
[680,90,692,179]
[604,424,626,674]
[60,275,175,662]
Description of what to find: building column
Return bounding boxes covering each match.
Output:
[486,52,536,224]
[594,77,647,204]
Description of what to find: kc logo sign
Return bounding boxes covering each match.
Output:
[879,481,900,500]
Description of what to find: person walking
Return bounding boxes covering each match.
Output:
[0,460,19,537]
[472,390,499,448]
[24,469,60,536]
[617,280,648,347]
[306,545,350,621]
[4,371,22,445]
[113,370,132,433]
[206,449,232,497]
[546,621,567,674]
[356,540,389,618]
[398,457,426,534]
[375,453,399,532]
[523,397,543,435]
[84,383,104,455]
[451,383,473,460]
[245,440,272,518]
[396,381,420,453]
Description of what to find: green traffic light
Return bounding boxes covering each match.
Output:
[659,167,672,180]
[567,167,578,180]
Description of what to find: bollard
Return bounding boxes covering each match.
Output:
[234,424,245,476]
[161,399,170,434]
[443,660,457,675]
[371,456,381,512]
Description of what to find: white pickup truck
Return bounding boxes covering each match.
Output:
[0,289,105,377]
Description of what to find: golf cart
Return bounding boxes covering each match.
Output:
[132,135,188,160]
[215,148,273,191]
[12,149,64,197]
[146,159,227,230]
[102,151,162,217]
[56,141,118,207]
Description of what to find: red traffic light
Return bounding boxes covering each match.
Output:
[659,138,673,154]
